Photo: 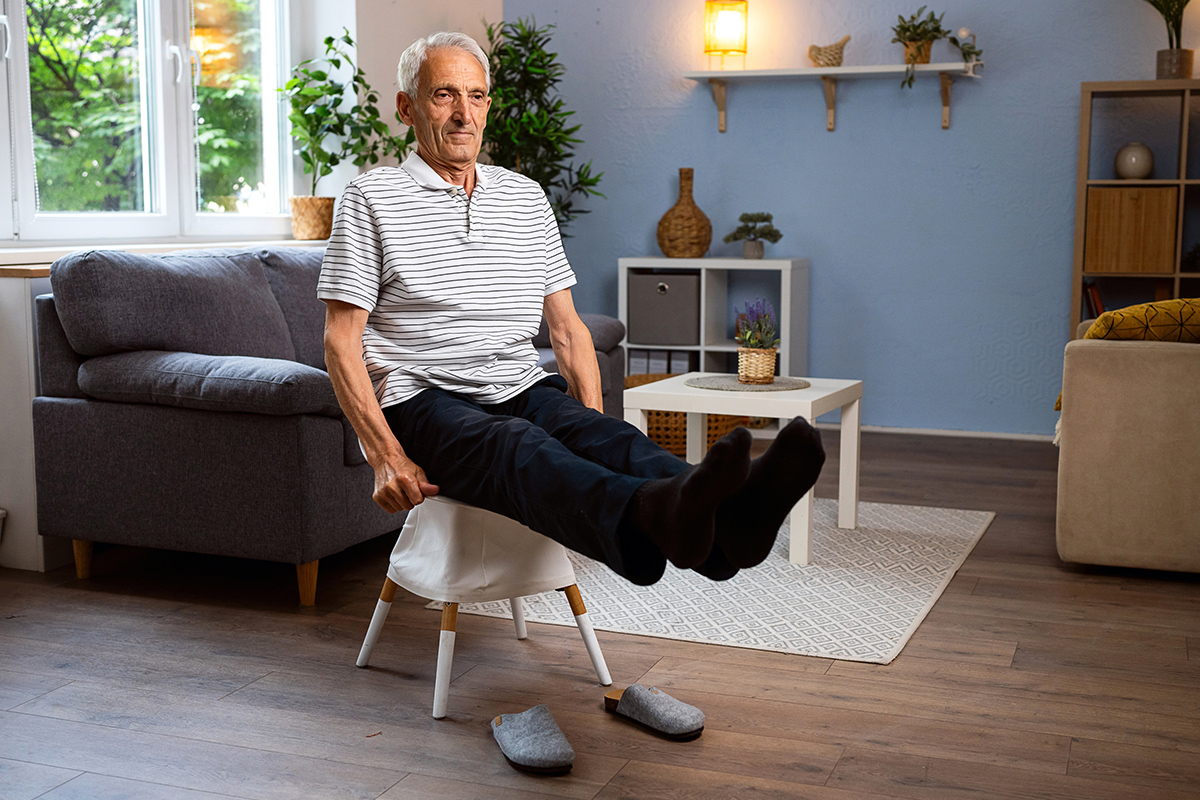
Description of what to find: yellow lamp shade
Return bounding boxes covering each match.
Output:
[705,1,747,55]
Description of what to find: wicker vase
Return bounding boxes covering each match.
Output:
[903,41,932,65]
[657,168,712,258]
[737,347,777,385]
[289,196,335,240]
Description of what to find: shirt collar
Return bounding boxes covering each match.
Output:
[401,151,489,192]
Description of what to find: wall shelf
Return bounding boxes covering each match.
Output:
[683,61,983,132]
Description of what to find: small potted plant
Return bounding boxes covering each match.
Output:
[1143,0,1194,79]
[723,212,783,259]
[734,298,781,384]
[281,30,414,239]
[891,6,950,88]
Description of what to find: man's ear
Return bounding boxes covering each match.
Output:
[396,91,415,126]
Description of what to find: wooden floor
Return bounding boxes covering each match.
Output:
[3,431,1200,799]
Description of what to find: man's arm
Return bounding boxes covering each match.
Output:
[323,299,438,512]
[543,288,604,413]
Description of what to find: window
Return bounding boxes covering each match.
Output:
[2,0,289,242]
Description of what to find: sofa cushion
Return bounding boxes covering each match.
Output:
[51,249,296,360]
[533,314,626,352]
[232,247,328,369]
[1084,297,1200,342]
[78,351,341,416]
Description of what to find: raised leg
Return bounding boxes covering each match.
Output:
[295,560,319,606]
[356,577,398,668]
[511,596,527,640]
[562,585,612,686]
[838,397,861,529]
[71,539,92,580]
[432,601,458,719]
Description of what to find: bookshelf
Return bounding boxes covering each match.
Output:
[617,257,809,377]
[1071,79,1200,336]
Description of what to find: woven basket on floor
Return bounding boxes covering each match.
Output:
[737,347,777,385]
[625,373,748,456]
[289,196,335,240]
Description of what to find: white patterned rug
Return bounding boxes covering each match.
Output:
[441,499,993,664]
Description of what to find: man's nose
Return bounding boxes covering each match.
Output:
[451,95,471,123]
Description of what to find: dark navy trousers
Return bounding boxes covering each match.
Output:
[382,374,688,585]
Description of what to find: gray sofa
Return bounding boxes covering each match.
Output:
[33,245,625,604]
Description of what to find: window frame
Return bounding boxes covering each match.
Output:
[0,0,16,240]
[3,0,291,244]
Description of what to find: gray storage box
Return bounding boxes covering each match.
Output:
[627,272,700,345]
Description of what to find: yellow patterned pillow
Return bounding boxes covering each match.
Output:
[1056,298,1200,411]
[1083,297,1200,342]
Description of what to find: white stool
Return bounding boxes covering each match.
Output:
[355,496,612,718]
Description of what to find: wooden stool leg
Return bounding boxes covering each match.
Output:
[432,601,458,719]
[563,585,612,686]
[511,596,527,640]
[72,540,93,580]
[356,577,399,667]
[296,560,319,606]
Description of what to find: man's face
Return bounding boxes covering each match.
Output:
[397,47,491,171]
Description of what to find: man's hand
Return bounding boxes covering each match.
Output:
[371,454,440,513]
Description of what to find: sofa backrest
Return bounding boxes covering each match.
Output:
[50,249,297,360]
[232,247,328,369]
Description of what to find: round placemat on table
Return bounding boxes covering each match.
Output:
[684,375,811,392]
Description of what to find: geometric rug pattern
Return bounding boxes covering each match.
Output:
[445,499,994,664]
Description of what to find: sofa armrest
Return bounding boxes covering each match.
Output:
[36,294,86,398]
[578,313,626,353]
[77,351,342,417]
[1057,339,1200,570]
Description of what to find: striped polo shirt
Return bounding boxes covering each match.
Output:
[317,152,577,407]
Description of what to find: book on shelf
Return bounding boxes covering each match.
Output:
[648,350,670,374]
[628,349,649,374]
[1084,281,1105,319]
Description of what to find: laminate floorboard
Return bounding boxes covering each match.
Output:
[3,431,1199,799]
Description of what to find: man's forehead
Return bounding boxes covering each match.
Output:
[420,48,487,88]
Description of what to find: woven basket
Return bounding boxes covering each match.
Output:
[737,347,777,385]
[625,373,747,456]
[656,168,712,258]
[289,196,335,240]
[903,41,932,65]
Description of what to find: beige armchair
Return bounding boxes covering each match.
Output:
[1057,321,1200,572]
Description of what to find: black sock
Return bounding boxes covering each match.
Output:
[692,544,740,581]
[629,427,752,569]
[715,418,825,568]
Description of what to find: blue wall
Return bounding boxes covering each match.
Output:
[505,0,1199,435]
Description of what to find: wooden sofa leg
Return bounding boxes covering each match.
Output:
[296,560,319,606]
[72,539,93,580]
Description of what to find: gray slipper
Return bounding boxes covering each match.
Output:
[604,685,705,740]
[490,704,575,775]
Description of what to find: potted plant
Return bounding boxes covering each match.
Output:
[723,212,782,259]
[891,6,950,88]
[485,18,602,233]
[281,30,414,239]
[734,298,781,385]
[1143,0,1194,79]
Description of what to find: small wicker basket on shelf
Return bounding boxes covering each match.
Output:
[624,373,748,456]
[737,347,777,385]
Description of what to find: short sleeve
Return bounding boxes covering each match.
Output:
[317,183,383,311]
[542,198,577,296]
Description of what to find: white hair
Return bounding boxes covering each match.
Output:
[396,32,490,96]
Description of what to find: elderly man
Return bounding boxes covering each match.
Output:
[318,32,824,587]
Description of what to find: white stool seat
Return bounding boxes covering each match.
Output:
[387,496,576,604]
[356,495,611,719]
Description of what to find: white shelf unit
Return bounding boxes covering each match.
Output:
[618,257,809,377]
[683,60,983,132]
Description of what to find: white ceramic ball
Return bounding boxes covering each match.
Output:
[1115,142,1154,180]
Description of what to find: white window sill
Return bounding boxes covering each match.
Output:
[0,237,327,269]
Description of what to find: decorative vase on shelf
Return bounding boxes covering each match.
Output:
[737,347,777,385]
[742,240,765,259]
[657,168,712,258]
[1115,142,1154,179]
[1157,49,1194,79]
[903,41,932,65]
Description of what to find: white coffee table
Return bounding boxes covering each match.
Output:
[623,372,863,565]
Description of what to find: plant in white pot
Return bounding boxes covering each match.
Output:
[281,30,414,239]
[734,298,781,384]
[1143,0,1194,79]
[723,212,782,259]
